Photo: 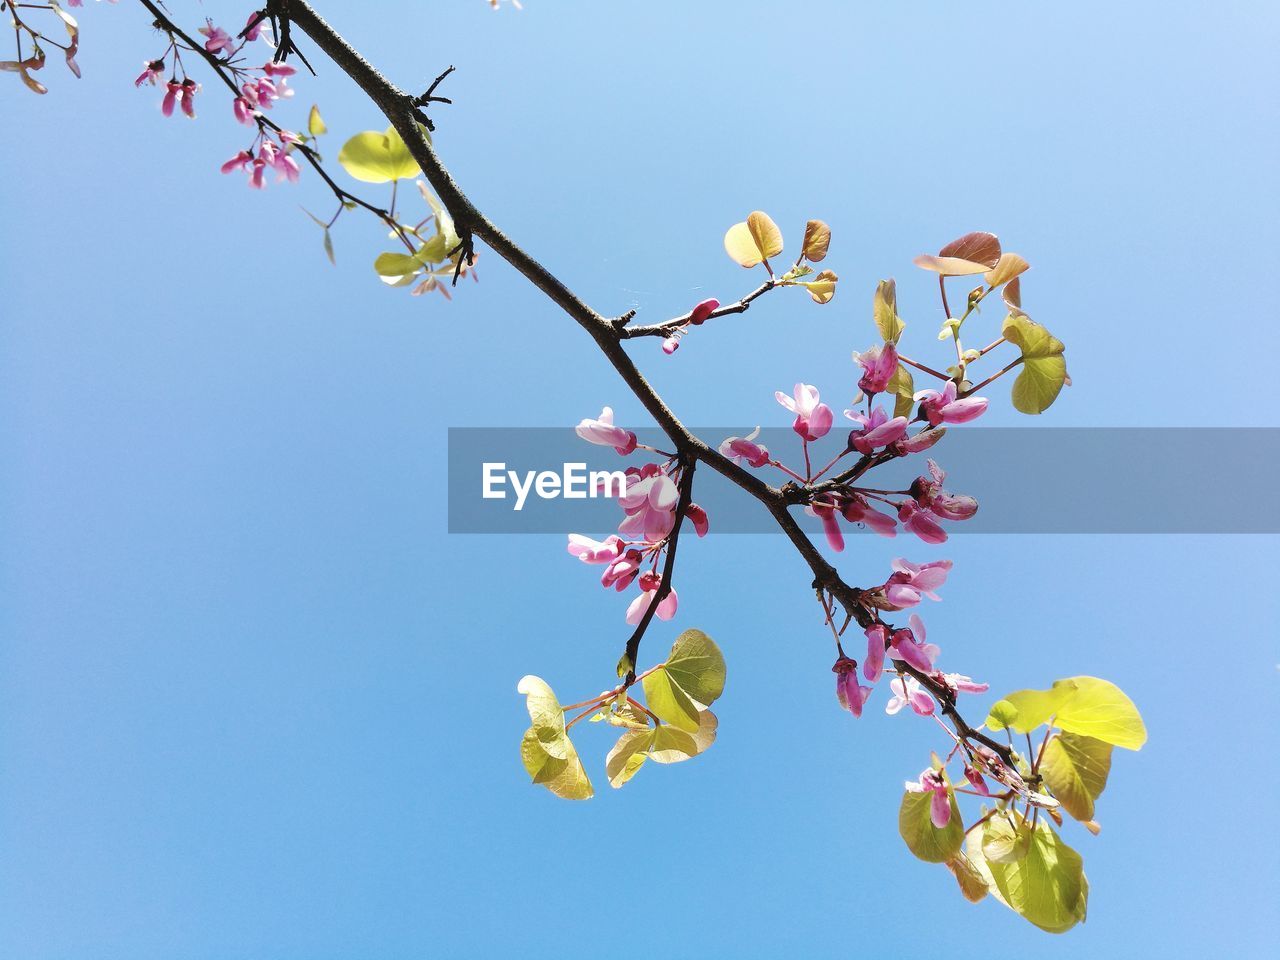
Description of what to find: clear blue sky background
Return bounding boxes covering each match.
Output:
[2,1,1277,956]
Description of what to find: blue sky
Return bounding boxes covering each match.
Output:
[1,0,1277,956]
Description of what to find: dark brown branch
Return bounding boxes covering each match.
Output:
[619,280,776,338]
[621,457,695,683]
[282,0,1006,763]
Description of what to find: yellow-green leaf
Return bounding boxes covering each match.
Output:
[985,676,1146,750]
[1040,732,1113,821]
[516,675,593,800]
[308,104,327,137]
[982,815,1032,863]
[641,629,726,733]
[604,709,717,787]
[798,269,838,304]
[898,788,963,863]
[873,279,905,343]
[947,852,990,903]
[1002,312,1068,414]
[887,362,914,419]
[517,675,571,759]
[801,219,831,262]
[966,820,1088,933]
[338,125,422,183]
[373,251,421,278]
[724,211,783,268]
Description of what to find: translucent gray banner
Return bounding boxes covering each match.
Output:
[447,428,1279,534]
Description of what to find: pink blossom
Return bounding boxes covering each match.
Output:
[942,673,989,695]
[888,614,939,672]
[233,96,255,124]
[882,558,953,609]
[863,623,888,682]
[898,499,948,544]
[601,549,642,591]
[893,427,945,456]
[845,405,908,454]
[262,61,298,78]
[566,534,623,564]
[661,337,679,355]
[198,21,235,55]
[685,503,709,537]
[618,470,678,542]
[964,765,992,796]
[915,381,988,426]
[134,60,163,87]
[220,150,252,175]
[719,427,770,468]
[886,676,935,716]
[688,297,720,325]
[575,406,637,455]
[911,459,978,521]
[243,12,267,42]
[906,768,951,827]
[776,383,833,441]
[833,657,873,717]
[855,342,898,396]
[808,502,844,552]
[626,582,678,625]
[161,80,181,117]
[840,493,897,538]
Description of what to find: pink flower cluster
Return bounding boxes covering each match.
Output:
[221,133,301,189]
[567,408,708,623]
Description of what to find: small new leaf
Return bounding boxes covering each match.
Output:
[1001,312,1068,414]
[873,279,905,343]
[724,211,784,269]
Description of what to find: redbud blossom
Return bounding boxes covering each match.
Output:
[809,502,844,552]
[220,150,253,175]
[689,298,720,324]
[893,428,945,455]
[718,427,770,468]
[776,383,833,441]
[845,405,909,454]
[915,381,988,426]
[685,503,710,537]
[964,765,992,796]
[566,534,623,564]
[840,493,897,538]
[855,342,899,397]
[882,558,952,609]
[134,60,163,88]
[661,337,679,355]
[833,656,873,717]
[600,549,642,591]
[886,676,935,716]
[625,574,678,624]
[906,768,952,827]
[198,21,235,55]
[910,459,978,522]
[888,614,939,672]
[575,406,638,455]
[243,12,266,42]
[942,673,989,695]
[898,499,948,544]
[618,471,679,542]
[863,623,888,682]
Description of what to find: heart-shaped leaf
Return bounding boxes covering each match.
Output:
[641,629,726,732]
[966,820,1088,933]
[1002,312,1068,414]
[516,675,593,799]
[1039,732,1113,821]
[801,219,831,262]
[914,231,1002,275]
[985,676,1146,750]
[724,211,784,268]
[338,125,423,183]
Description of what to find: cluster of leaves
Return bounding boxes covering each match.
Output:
[899,677,1146,932]
[1,0,81,93]
[330,123,474,297]
[518,630,726,798]
[724,211,838,303]
[910,231,1070,415]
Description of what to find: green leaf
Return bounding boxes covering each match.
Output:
[322,228,335,266]
[985,676,1147,750]
[947,852,990,903]
[337,125,422,183]
[308,104,327,137]
[967,820,1088,933]
[641,629,726,732]
[1001,312,1068,414]
[604,710,717,787]
[982,815,1032,863]
[373,251,421,278]
[898,788,964,863]
[873,279,905,343]
[516,675,593,800]
[1039,732,1113,821]
[887,362,914,419]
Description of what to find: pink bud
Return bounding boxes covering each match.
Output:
[689,297,720,325]
[662,337,679,355]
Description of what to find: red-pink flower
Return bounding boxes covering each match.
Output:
[893,427,945,456]
[906,768,952,827]
[886,676,935,716]
[685,503,709,537]
[776,383,833,441]
[915,381,988,426]
[911,459,978,521]
[134,60,163,87]
[855,342,898,397]
[898,499,948,544]
[601,549,642,591]
[220,150,253,175]
[566,534,623,564]
[834,656,873,717]
[661,337,680,355]
[964,764,992,796]
[242,12,267,42]
[618,470,679,542]
[809,502,844,552]
[575,406,637,455]
[688,297,720,325]
[198,21,235,55]
[888,614,939,672]
[233,96,255,124]
[840,493,897,538]
[719,427,770,468]
[863,623,888,682]
[845,405,908,454]
[626,573,678,624]
[883,558,952,609]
